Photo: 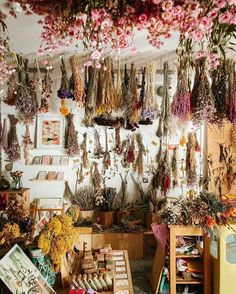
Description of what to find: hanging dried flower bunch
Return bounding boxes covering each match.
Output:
[4,73,18,106]
[69,55,84,105]
[119,171,129,209]
[130,64,141,125]
[83,67,99,127]
[171,147,178,188]
[91,162,102,190]
[191,58,216,125]
[5,115,21,162]
[171,57,191,123]
[133,133,146,176]
[15,58,38,123]
[186,132,197,187]
[22,124,33,165]
[102,58,116,114]
[211,59,228,124]
[114,60,122,111]
[96,68,105,114]
[38,71,52,113]
[80,132,89,169]
[58,57,72,116]
[65,113,79,157]
[227,59,236,125]
[0,118,8,151]
[162,150,171,197]
[94,129,104,159]
[140,62,159,123]
[102,128,111,172]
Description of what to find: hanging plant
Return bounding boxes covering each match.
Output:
[186,132,197,187]
[191,58,216,125]
[227,59,236,125]
[171,147,178,189]
[211,59,228,124]
[130,63,141,125]
[5,115,21,162]
[91,162,102,190]
[65,113,79,157]
[102,58,116,113]
[80,132,89,169]
[4,73,18,106]
[69,55,84,105]
[96,67,105,114]
[22,124,33,165]
[83,67,99,127]
[133,133,146,176]
[171,57,191,123]
[114,60,122,111]
[140,62,159,124]
[93,129,104,159]
[114,125,122,154]
[38,71,52,113]
[15,58,38,123]
[161,150,171,197]
[102,128,111,172]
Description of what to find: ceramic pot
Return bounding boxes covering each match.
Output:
[79,210,94,220]
[0,176,10,191]
[99,211,114,227]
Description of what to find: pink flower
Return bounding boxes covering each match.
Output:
[91,9,101,21]
[162,0,173,11]
[42,59,48,65]
[219,11,233,23]
[139,14,148,24]
[192,29,203,41]
[161,11,173,22]
[195,50,207,59]
[153,0,162,4]
[201,17,212,29]
[91,50,102,60]
[228,0,236,5]
[217,0,227,8]
[84,60,93,67]
[208,8,219,19]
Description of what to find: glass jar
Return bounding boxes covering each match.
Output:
[11,177,22,190]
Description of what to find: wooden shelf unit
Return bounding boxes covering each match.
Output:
[0,188,30,210]
[169,225,211,294]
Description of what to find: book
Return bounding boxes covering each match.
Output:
[47,171,57,180]
[57,171,64,180]
[51,155,61,165]
[41,155,51,165]
[37,171,47,180]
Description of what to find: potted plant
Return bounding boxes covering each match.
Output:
[95,187,117,227]
[73,186,96,220]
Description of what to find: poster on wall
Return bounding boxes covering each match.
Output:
[37,116,65,149]
[0,244,56,294]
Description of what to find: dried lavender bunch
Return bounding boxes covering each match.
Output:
[38,71,52,113]
[73,186,96,211]
[186,132,197,187]
[211,60,228,124]
[171,58,191,123]
[5,115,21,162]
[97,187,117,212]
[191,58,216,125]
[66,113,79,157]
[4,73,18,106]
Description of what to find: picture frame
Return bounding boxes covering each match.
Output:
[41,155,51,165]
[61,155,69,166]
[0,244,56,294]
[56,171,64,180]
[51,155,61,165]
[47,171,57,180]
[37,171,47,180]
[36,116,65,149]
[32,156,42,165]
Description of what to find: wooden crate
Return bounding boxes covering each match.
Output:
[0,188,30,210]
[143,232,156,258]
[92,233,143,259]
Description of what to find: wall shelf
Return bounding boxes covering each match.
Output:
[29,179,65,182]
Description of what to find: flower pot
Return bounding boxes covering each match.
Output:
[99,211,114,227]
[79,210,94,220]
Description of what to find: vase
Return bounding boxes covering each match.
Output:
[11,177,22,190]
[79,210,94,220]
[30,248,56,287]
[99,211,114,227]
[0,175,10,191]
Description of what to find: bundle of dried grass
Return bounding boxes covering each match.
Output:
[69,55,84,105]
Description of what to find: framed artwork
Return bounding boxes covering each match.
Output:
[42,155,51,165]
[61,155,69,166]
[32,156,42,165]
[47,171,57,180]
[0,244,56,294]
[37,171,47,180]
[57,171,64,180]
[51,155,61,165]
[37,116,65,149]
[33,216,49,237]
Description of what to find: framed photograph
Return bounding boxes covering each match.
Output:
[37,171,47,180]
[47,171,57,180]
[42,155,51,165]
[61,155,69,166]
[57,171,64,180]
[33,215,49,237]
[0,244,56,294]
[32,156,42,165]
[37,116,65,149]
[51,155,61,165]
